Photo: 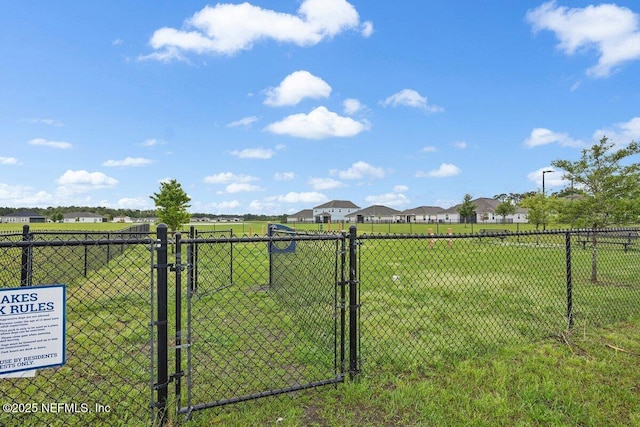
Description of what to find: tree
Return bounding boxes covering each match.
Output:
[150,179,191,232]
[520,193,554,230]
[551,136,640,282]
[457,194,476,227]
[495,199,516,224]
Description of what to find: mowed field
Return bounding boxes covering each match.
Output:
[1,221,639,426]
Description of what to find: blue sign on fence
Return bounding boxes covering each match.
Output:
[267,224,296,254]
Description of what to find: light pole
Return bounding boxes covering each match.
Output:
[542,170,553,230]
[542,169,553,196]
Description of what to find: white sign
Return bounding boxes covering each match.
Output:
[0,284,66,375]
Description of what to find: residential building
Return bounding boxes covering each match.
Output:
[312,200,360,223]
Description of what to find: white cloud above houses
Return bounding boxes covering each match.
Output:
[334,161,385,180]
[103,157,153,167]
[203,172,258,184]
[141,0,370,61]
[264,106,370,139]
[416,163,461,178]
[526,1,640,77]
[308,177,345,190]
[264,71,331,107]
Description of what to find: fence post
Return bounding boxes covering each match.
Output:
[155,224,169,424]
[20,225,32,286]
[174,232,183,412]
[566,231,574,329]
[348,225,359,378]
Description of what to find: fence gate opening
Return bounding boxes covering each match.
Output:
[153,224,354,422]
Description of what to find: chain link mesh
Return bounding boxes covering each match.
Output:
[357,228,640,372]
[1,225,639,425]
[0,225,153,427]
[179,232,345,418]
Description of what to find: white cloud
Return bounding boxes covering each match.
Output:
[335,161,385,180]
[265,106,370,139]
[142,0,367,60]
[393,185,408,192]
[55,170,118,196]
[230,147,274,159]
[364,192,410,208]
[28,138,72,149]
[416,163,461,178]
[277,192,327,204]
[265,71,331,107]
[141,138,166,147]
[343,98,364,115]
[0,157,20,165]
[112,38,124,46]
[227,116,259,127]
[116,197,152,209]
[212,200,242,211]
[203,172,258,184]
[421,146,437,153]
[527,167,565,189]
[22,118,63,127]
[274,172,295,180]
[523,128,584,148]
[526,2,640,77]
[381,89,443,113]
[220,182,262,194]
[593,117,640,148]
[361,21,374,38]
[103,157,153,167]
[0,184,53,207]
[454,141,467,149]
[308,177,345,190]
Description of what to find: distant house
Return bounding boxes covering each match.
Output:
[437,197,528,224]
[112,216,133,223]
[346,205,401,223]
[286,209,314,224]
[63,212,105,223]
[399,206,445,223]
[0,210,46,224]
[312,200,360,223]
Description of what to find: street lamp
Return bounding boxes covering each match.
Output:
[542,170,553,196]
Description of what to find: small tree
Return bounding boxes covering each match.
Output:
[495,199,516,224]
[457,194,476,227]
[150,179,191,232]
[520,193,555,230]
[552,136,640,281]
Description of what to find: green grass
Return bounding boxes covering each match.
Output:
[1,227,639,426]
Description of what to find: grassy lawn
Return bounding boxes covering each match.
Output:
[1,225,639,426]
[182,315,640,426]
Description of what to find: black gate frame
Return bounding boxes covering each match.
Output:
[151,224,360,424]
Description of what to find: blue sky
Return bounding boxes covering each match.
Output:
[2,0,640,215]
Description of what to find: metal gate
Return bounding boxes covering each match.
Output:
[151,224,359,424]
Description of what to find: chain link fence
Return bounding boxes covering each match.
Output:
[172,228,347,422]
[357,228,640,372]
[1,225,639,425]
[0,225,154,427]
